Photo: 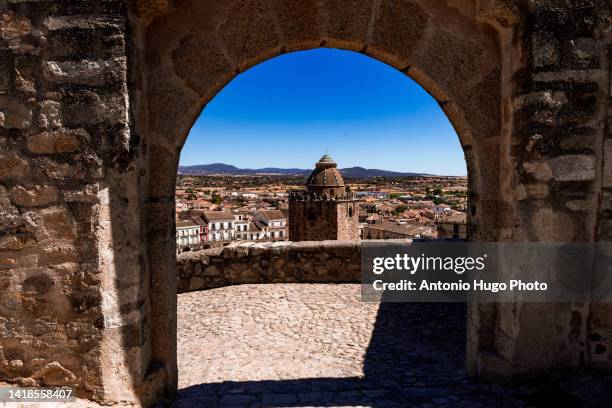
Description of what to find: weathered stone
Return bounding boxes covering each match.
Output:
[218,0,280,70]
[38,100,61,129]
[517,91,568,108]
[43,15,122,32]
[36,206,76,242]
[271,0,321,50]
[323,0,374,49]
[33,361,77,387]
[604,139,612,188]
[591,304,612,330]
[62,91,126,125]
[1,2,611,405]
[548,155,596,181]
[477,0,520,27]
[177,241,360,292]
[43,58,126,86]
[368,0,429,66]
[10,185,58,207]
[532,31,558,68]
[172,34,234,98]
[63,184,99,203]
[0,153,27,179]
[407,26,486,102]
[0,186,21,230]
[531,208,575,241]
[0,12,31,42]
[0,234,36,250]
[14,56,36,95]
[27,130,85,154]
[0,97,32,129]
[567,38,600,67]
[516,183,549,200]
[523,160,553,181]
[30,157,77,181]
[135,0,171,21]
[22,274,54,295]
[565,199,592,212]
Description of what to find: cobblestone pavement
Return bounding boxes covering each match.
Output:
[173,284,612,408]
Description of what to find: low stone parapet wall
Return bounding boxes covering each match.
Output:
[177,240,361,292]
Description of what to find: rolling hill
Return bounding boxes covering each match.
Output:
[178,163,427,178]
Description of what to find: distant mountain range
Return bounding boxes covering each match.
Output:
[178,163,428,178]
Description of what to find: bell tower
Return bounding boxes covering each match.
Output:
[289,155,360,241]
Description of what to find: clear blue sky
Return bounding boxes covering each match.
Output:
[181,48,466,176]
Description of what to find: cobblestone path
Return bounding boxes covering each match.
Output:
[173,284,612,407]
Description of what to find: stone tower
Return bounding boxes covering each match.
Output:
[289,155,360,241]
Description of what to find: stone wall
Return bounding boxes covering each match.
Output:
[288,199,360,241]
[0,0,611,406]
[0,0,137,403]
[177,241,361,293]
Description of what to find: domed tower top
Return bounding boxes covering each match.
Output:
[305,154,346,197]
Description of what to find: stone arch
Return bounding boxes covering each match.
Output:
[133,0,517,403]
[3,0,612,405]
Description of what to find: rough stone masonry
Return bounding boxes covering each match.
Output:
[0,0,611,406]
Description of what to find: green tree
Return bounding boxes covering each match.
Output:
[211,194,223,204]
[394,205,408,214]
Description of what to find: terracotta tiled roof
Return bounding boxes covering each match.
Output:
[202,210,234,222]
[176,220,198,228]
[257,210,286,221]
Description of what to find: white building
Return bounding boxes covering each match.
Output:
[202,211,235,242]
[432,204,453,216]
[176,220,200,250]
[255,210,287,240]
[233,214,249,241]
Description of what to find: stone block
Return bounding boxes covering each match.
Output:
[517,91,568,108]
[523,160,553,181]
[0,185,21,230]
[516,183,549,200]
[33,361,77,387]
[38,100,61,129]
[10,185,58,207]
[0,153,27,180]
[37,206,76,242]
[61,91,127,126]
[146,63,199,144]
[171,33,234,98]
[43,15,122,32]
[323,0,373,49]
[271,0,321,50]
[368,0,429,66]
[218,0,280,70]
[590,303,612,330]
[548,155,596,181]
[27,130,85,154]
[531,208,575,241]
[565,199,592,212]
[43,58,126,86]
[532,31,558,68]
[14,55,37,95]
[29,157,79,182]
[0,96,32,129]
[566,37,601,68]
[0,12,32,42]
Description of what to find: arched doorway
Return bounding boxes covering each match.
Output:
[134,1,507,403]
[174,46,469,403]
